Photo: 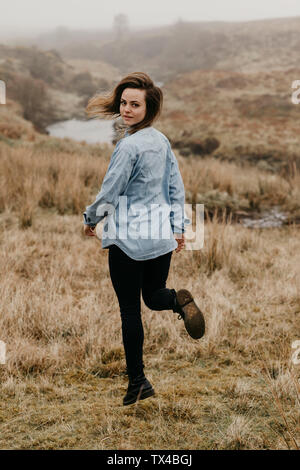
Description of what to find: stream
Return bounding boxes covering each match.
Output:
[46,118,115,144]
[240,207,288,228]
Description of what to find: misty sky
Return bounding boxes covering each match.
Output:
[1,0,300,34]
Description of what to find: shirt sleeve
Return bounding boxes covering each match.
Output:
[168,149,190,234]
[83,141,136,227]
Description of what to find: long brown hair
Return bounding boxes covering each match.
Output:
[85,72,163,135]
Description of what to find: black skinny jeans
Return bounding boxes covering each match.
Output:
[108,244,176,380]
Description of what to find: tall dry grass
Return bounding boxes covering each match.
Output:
[180,155,300,214]
[0,138,111,227]
[0,138,299,449]
[1,138,300,229]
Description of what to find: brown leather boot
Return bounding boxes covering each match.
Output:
[174,289,205,339]
[123,373,155,406]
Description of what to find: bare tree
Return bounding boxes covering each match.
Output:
[113,14,129,41]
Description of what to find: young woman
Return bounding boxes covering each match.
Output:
[83,72,205,406]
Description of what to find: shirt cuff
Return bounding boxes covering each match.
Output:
[83,212,96,227]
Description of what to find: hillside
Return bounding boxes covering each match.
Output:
[0,45,115,131]
[86,16,300,81]
[157,68,300,173]
[18,17,300,82]
[2,16,300,136]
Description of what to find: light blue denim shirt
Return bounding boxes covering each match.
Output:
[83,126,190,260]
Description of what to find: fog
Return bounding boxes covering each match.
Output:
[1,0,300,37]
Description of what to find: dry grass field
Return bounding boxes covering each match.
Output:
[0,134,299,450]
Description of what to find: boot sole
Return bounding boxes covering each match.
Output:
[177,289,205,339]
[123,386,155,406]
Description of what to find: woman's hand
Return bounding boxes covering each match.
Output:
[174,233,185,253]
[83,224,96,237]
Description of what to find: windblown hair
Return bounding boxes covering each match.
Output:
[85,72,163,135]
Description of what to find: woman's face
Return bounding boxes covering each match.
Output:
[120,88,147,126]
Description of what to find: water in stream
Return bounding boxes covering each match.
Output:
[240,207,287,228]
[46,118,114,144]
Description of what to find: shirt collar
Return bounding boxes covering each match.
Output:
[124,126,153,138]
